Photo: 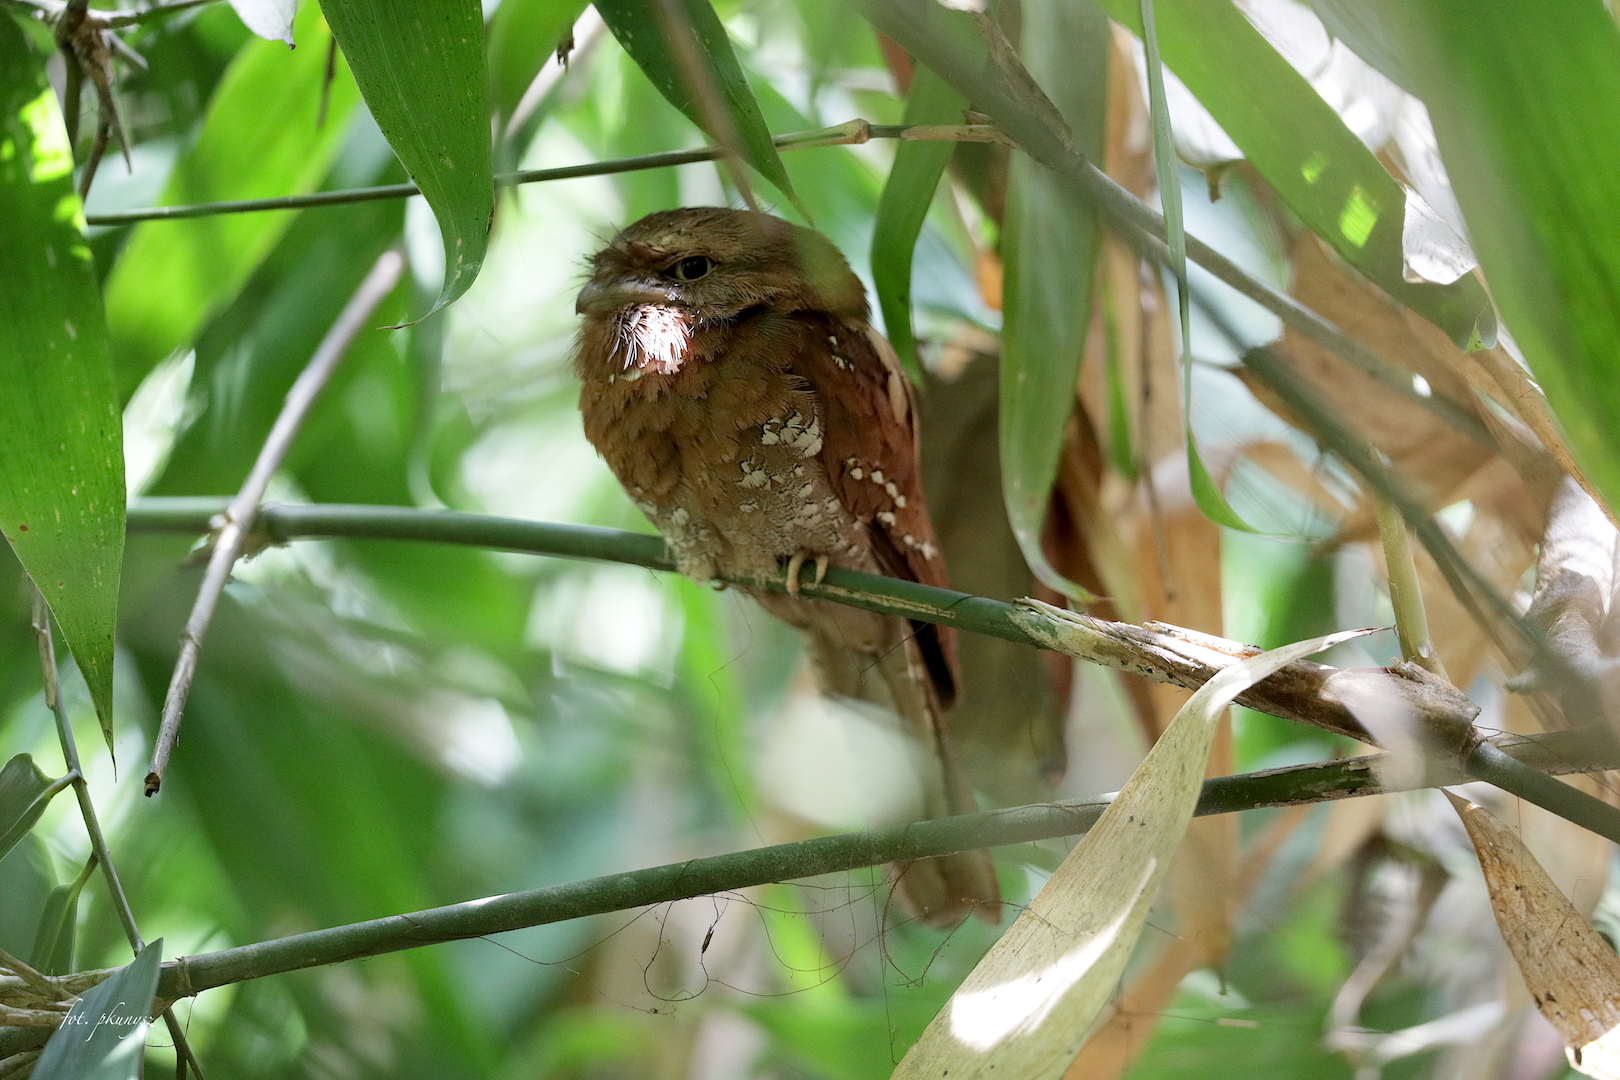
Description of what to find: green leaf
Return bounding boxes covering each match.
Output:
[32,939,162,1080]
[0,23,124,739]
[1138,0,1254,532]
[30,857,96,976]
[998,0,1109,601]
[0,755,55,862]
[489,0,589,123]
[1392,1,1620,514]
[322,0,493,313]
[594,0,801,212]
[870,66,967,381]
[1097,0,1493,349]
[104,2,361,398]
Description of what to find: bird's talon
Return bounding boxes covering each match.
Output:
[814,555,829,585]
[786,552,806,597]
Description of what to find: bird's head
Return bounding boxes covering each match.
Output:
[576,208,866,373]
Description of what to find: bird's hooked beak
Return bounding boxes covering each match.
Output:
[575,276,681,316]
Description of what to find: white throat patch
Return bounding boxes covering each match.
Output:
[616,304,692,374]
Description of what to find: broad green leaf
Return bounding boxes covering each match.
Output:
[594,0,801,212]
[998,0,1108,600]
[1393,1,1620,516]
[0,755,55,862]
[1137,0,1253,532]
[871,66,967,381]
[489,0,589,123]
[1097,0,1493,349]
[894,626,1372,1077]
[322,0,493,312]
[30,858,96,976]
[103,2,361,397]
[0,23,124,739]
[32,939,162,1080]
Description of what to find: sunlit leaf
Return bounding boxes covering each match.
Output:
[1098,0,1493,349]
[31,939,162,1080]
[103,2,361,397]
[894,627,1372,1078]
[1395,0,1620,515]
[0,754,54,862]
[322,0,493,312]
[0,22,124,740]
[228,0,296,44]
[871,66,967,380]
[594,0,801,211]
[999,0,1108,600]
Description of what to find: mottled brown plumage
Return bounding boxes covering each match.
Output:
[575,207,999,926]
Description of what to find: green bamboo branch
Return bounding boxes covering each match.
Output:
[128,727,1612,1005]
[126,499,1486,745]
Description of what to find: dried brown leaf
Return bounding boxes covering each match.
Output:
[1449,792,1620,1077]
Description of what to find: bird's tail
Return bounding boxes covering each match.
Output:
[783,602,1002,928]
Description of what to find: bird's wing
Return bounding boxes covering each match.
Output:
[793,313,960,708]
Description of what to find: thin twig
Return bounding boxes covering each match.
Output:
[31,593,141,949]
[28,597,208,1076]
[82,121,950,225]
[143,250,406,797]
[132,726,1617,1005]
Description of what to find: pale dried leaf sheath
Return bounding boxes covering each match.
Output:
[892,629,1373,1079]
[1449,792,1620,1078]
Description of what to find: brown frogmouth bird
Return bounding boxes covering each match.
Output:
[575,207,1000,926]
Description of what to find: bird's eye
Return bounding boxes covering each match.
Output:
[669,255,715,282]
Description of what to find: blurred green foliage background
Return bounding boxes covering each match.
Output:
[0,0,1608,1076]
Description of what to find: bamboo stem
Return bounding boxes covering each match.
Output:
[138,728,1618,1005]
